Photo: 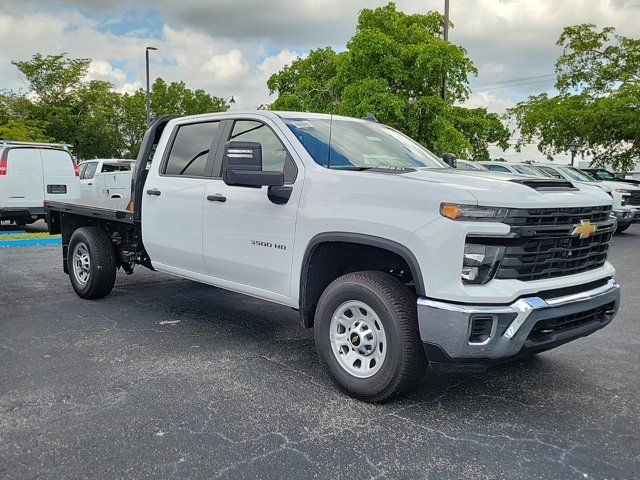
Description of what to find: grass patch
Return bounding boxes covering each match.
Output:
[0,232,60,240]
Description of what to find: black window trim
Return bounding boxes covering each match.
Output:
[210,118,299,185]
[159,119,224,179]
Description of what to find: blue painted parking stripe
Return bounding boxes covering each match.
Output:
[0,237,61,247]
[0,230,27,235]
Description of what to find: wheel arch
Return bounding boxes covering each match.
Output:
[298,232,425,328]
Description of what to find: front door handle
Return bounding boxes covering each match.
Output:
[146,189,161,196]
[207,194,227,203]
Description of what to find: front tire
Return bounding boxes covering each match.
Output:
[314,271,427,402]
[615,224,630,234]
[68,227,117,299]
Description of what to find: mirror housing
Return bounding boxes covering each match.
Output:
[222,141,284,187]
[442,153,458,168]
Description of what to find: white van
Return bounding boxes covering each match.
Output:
[0,141,80,225]
[77,159,134,210]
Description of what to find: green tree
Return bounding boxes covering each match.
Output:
[4,53,229,159]
[268,2,509,158]
[509,24,640,170]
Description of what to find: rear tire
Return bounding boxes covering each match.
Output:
[68,227,117,299]
[314,271,427,402]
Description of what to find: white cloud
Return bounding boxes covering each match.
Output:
[87,60,126,83]
[202,49,249,86]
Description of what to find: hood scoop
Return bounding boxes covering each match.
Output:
[509,178,577,192]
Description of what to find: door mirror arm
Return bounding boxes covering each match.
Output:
[267,185,293,205]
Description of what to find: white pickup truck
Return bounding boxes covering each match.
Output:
[45,112,621,402]
[77,159,134,210]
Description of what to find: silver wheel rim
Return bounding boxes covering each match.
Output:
[329,300,387,378]
[72,242,90,286]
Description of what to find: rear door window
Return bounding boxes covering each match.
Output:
[163,121,220,177]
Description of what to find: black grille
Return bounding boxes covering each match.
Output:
[528,302,615,342]
[623,191,640,207]
[503,205,612,227]
[477,206,615,282]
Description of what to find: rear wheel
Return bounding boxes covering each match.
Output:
[68,227,117,299]
[314,271,427,402]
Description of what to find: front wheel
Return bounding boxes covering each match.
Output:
[68,227,117,299]
[615,224,630,234]
[314,271,427,402]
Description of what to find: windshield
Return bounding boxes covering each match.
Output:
[557,166,596,182]
[592,169,615,180]
[511,164,551,177]
[457,161,485,171]
[284,118,447,170]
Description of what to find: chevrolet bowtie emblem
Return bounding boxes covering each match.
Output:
[572,219,597,239]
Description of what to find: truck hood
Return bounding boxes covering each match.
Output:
[397,169,613,208]
[598,180,640,191]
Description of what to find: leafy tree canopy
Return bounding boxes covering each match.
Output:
[509,24,640,171]
[2,53,228,159]
[268,2,509,159]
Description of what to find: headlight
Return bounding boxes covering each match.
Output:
[441,203,510,221]
[462,243,505,285]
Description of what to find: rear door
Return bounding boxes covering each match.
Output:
[3,148,44,209]
[142,119,223,275]
[41,148,80,202]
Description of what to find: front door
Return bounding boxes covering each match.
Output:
[79,161,98,203]
[202,118,302,303]
[142,119,222,276]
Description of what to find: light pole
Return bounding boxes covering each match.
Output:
[145,46,158,127]
[441,0,450,101]
[568,139,581,167]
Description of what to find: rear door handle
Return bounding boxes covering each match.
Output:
[207,194,226,203]
[146,189,161,196]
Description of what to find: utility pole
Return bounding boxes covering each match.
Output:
[441,0,450,101]
[145,46,158,128]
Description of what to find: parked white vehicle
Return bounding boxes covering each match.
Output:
[455,159,487,171]
[46,112,620,401]
[533,163,639,233]
[77,159,134,210]
[0,141,80,225]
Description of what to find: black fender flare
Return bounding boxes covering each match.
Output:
[298,232,426,327]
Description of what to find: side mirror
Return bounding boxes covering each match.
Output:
[442,153,458,168]
[222,141,284,188]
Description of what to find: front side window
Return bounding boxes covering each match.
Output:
[229,120,297,182]
[164,121,219,176]
[284,118,446,170]
[82,162,98,180]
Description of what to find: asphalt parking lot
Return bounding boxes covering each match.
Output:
[1,224,639,479]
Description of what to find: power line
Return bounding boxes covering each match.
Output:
[469,73,557,88]
[471,78,557,92]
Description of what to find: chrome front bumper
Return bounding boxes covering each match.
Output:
[417,278,620,365]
